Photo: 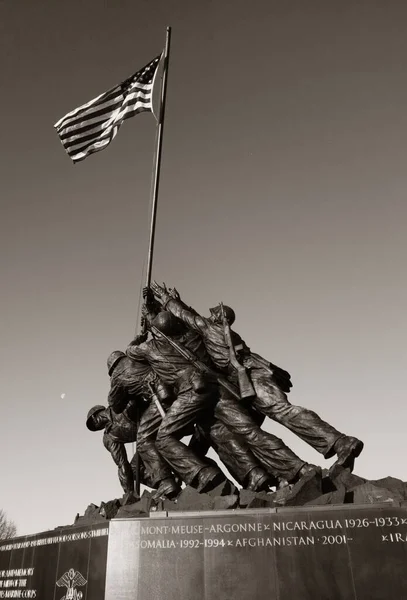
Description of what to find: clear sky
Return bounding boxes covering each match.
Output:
[1,1,406,536]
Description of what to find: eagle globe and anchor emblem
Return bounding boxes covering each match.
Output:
[56,568,87,600]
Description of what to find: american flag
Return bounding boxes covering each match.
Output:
[54,54,162,163]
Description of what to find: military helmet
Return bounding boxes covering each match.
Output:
[152,311,184,336]
[209,304,236,325]
[86,405,106,431]
[107,350,126,376]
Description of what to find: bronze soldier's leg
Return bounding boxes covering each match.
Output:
[136,401,173,486]
[196,419,272,489]
[214,394,305,482]
[250,369,342,456]
[155,385,223,486]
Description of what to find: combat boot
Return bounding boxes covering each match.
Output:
[291,463,322,484]
[245,467,272,492]
[299,463,322,477]
[153,477,181,500]
[196,466,226,493]
[331,436,364,472]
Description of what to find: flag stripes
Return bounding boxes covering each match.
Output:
[54,54,161,163]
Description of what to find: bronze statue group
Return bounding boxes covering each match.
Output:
[86,284,364,500]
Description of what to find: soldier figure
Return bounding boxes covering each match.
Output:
[127,312,227,492]
[130,303,316,487]
[150,283,363,473]
[86,351,180,499]
[138,287,275,491]
[86,402,145,495]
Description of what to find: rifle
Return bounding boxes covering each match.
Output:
[149,324,241,401]
[219,302,256,399]
[146,381,167,418]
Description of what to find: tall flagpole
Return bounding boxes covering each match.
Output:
[146,26,172,288]
[134,26,172,496]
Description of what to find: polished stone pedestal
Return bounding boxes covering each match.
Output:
[1,504,406,599]
[105,503,407,600]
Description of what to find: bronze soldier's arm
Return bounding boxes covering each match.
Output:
[123,395,146,422]
[150,282,208,334]
[141,287,162,329]
[164,297,208,334]
[167,289,200,316]
[103,434,134,494]
[126,341,150,362]
[143,286,162,315]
